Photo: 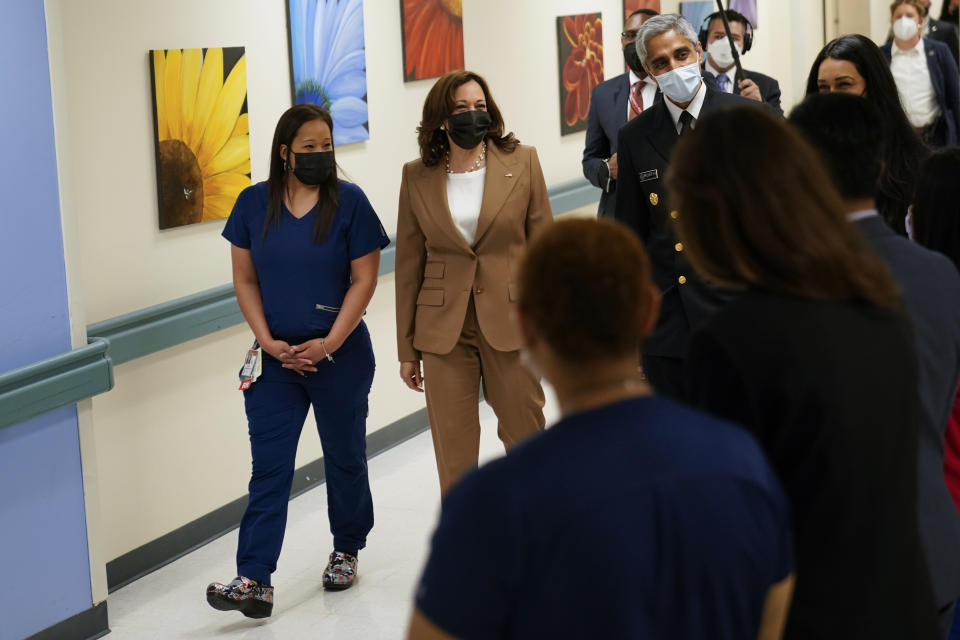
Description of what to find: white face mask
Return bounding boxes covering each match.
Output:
[708,36,742,68]
[655,59,703,104]
[893,15,920,40]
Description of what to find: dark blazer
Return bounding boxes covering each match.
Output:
[856,215,960,607]
[928,17,960,67]
[702,65,783,115]
[685,291,939,639]
[582,73,662,217]
[613,86,753,358]
[881,38,960,147]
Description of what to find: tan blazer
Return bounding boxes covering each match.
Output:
[395,143,553,361]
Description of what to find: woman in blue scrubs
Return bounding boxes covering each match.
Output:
[207,104,389,618]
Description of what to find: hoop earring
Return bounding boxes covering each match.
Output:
[282,160,289,172]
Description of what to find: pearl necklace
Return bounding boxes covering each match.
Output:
[445,141,486,174]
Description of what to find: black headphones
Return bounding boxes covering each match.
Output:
[698,10,754,54]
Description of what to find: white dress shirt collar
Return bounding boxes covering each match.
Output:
[629,69,641,86]
[663,79,707,134]
[892,36,924,57]
[705,56,735,90]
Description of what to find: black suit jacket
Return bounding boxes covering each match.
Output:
[685,291,939,639]
[928,17,960,67]
[701,65,783,116]
[857,215,960,607]
[582,73,662,217]
[613,86,755,358]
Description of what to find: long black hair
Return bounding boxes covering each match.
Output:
[263,104,339,243]
[806,34,928,235]
[941,0,959,23]
[913,148,960,271]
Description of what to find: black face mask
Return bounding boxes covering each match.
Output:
[289,150,334,185]
[624,42,644,77]
[446,111,492,150]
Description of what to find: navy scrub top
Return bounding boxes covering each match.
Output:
[222,180,390,338]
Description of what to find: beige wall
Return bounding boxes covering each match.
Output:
[46,0,829,563]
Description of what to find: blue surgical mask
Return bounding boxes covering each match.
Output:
[655,60,703,104]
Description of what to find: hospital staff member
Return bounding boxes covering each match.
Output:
[207,104,389,618]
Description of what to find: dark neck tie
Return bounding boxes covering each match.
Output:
[679,110,695,136]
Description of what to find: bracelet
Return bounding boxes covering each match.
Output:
[320,338,335,363]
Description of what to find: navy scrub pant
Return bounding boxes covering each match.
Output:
[236,323,375,586]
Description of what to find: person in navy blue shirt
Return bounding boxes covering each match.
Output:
[406,218,795,640]
[207,104,389,618]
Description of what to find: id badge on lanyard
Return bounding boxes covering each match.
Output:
[238,340,262,390]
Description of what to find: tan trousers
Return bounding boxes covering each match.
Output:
[421,299,546,495]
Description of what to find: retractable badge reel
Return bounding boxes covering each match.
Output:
[238,340,262,390]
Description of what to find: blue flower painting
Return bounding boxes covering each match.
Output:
[289,0,369,146]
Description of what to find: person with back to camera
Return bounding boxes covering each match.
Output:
[613,13,756,400]
[206,104,390,617]
[406,217,795,640]
[910,147,960,639]
[790,92,960,639]
[699,9,783,114]
[882,0,960,148]
[581,8,659,218]
[674,104,939,638]
[808,33,929,235]
[395,70,551,497]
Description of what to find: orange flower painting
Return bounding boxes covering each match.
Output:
[624,0,661,21]
[400,0,464,82]
[557,14,603,136]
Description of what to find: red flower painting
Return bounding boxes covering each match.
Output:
[624,0,662,21]
[400,0,464,82]
[557,14,603,135]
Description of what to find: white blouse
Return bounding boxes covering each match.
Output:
[446,167,486,245]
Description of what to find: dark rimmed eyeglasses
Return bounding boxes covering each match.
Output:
[621,30,640,40]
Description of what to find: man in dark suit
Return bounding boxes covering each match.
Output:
[920,0,960,66]
[581,8,659,217]
[699,10,783,115]
[791,92,960,640]
[614,13,756,400]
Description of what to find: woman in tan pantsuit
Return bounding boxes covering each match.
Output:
[396,70,552,495]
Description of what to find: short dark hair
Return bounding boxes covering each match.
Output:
[789,93,884,200]
[913,148,960,271]
[708,10,751,31]
[416,70,517,167]
[518,218,653,364]
[629,8,658,20]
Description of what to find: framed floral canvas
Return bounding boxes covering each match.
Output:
[149,47,251,230]
[400,0,464,82]
[289,0,370,146]
[557,13,603,136]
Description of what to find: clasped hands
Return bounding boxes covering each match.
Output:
[264,337,341,376]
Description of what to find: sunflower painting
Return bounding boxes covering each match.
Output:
[623,0,661,21]
[557,14,603,136]
[149,47,250,230]
[400,0,464,82]
[289,0,369,146]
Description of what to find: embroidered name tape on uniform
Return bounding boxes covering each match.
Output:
[638,169,658,182]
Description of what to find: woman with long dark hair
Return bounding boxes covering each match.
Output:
[395,70,552,496]
[807,33,928,235]
[207,104,389,617]
[673,105,939,638]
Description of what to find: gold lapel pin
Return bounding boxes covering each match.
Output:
[649,192,659,206]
